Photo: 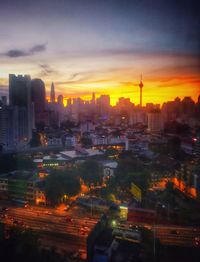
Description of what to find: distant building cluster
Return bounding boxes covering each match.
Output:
[0,74,200,153]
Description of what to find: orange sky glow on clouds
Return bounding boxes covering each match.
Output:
[0,1,199,107]
[38,52,200,106]
[0,50,199,106]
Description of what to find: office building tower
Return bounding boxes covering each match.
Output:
[31,78,46,127]
[67,98,72,107]
[147,109,164,133]
[96,95,110,117]
[0,105,28,150]
[31,78,46,112]
[9,74,33,142]
[57,95,64,106]
[181,96,195,116]
[50,82,55,103]
[0,105,14,150]
[9,74,31,107]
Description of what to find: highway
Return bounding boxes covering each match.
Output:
[122,222,200,247]
[154,225,200,247]
[1,203,200,260]
[0,204,99,259]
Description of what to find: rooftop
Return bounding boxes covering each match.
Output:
[60,148,103,159]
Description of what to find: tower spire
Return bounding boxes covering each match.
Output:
[139,74,143,107]
[50,82,55,102]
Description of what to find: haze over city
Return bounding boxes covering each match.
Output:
[0,0,200,105]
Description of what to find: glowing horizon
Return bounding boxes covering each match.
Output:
[0,1,199,106]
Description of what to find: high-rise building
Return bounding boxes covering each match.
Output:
[0,105,29,150]
[67,98,72,107]
[147,109,164,133]
[181,96,195,116]
[96,95,110,117]
[57,95,65,124]
[31,78,46,112]
[50,82,55,103]
[9,74,33,142]
[0,105,14,149]
[9,74,31,107]
[57,95,63,106]
[71,97,84,122]
[31,78,47,127]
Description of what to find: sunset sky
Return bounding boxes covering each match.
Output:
[0,0,199,106]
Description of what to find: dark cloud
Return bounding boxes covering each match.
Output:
[3,44,46,58]
[157,76,200,89]
[38,63,57,76]
[30,44,46,53]
[55,76,89,86]
[68,73,80,81]
[5,49,29,58]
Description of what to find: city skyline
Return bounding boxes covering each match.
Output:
[0,0,200,105]
[1,2,200,261]
[1,74,200,107]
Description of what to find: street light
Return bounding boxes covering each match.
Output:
[111,220,117,227]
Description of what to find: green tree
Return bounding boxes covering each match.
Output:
[0,227,40,262]
[115,158,146,186]
[0,226,69,262]
[80,136,92,147]
[104,148,118,157]
[78,160,103,186]
[30,131,41,147]
[45,170,81,205]
[0,154,34,173]
[115,158,149,200]
[15,155,34,170]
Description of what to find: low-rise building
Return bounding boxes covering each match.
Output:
[0,171,47,205]
[0,175,8,199]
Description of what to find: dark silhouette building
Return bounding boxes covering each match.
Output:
[31,78,48,128]
[31,78,46,112]
[57,94,63,106]
[9,74,33,142]
[9,74,31,108]
[50,82,55,103]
